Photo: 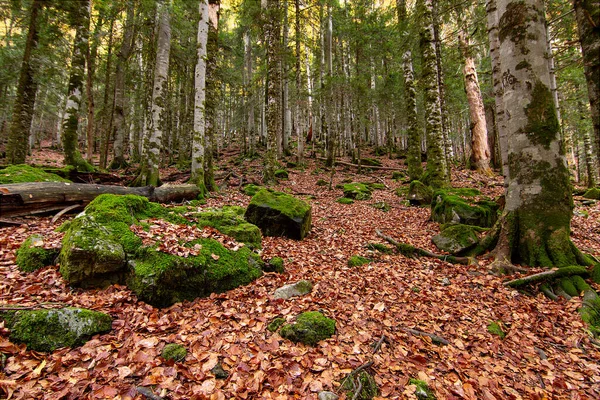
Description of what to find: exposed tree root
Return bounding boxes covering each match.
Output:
[503,266,588,288]
[402,327,449,345]
[375,229,474,265]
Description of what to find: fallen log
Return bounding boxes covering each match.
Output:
[317,157,403,171]
[0,182,201,218]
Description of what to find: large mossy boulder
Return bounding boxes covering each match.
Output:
[431,190,498,228]
[583,187,600,200]
[0,164,71,184]
[1,307,112,352]
[342,183,372,200]
[407,180,433,206]
[16,234,59,272]
[59,194,264,307]
[244,189,312,240]
[431,224,479,255]
[279,311,335,346]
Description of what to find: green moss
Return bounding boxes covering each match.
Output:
[0,164,71,184]
[161,343,187,362]
[341,370,379,400]
[583,187,600,200]
[371,201,390,212]
[337,197,354,204]
[366,182,385,190]
[242,184,263,196]
[392,171,404,180]
[579,291,600,337]
[571,275,591,293]
[366,243,393,254]
[279,311,335,346]
[267,317,286,332]
[592,264,600,284]
[274,169,289,179]
[408,180,433,205]
[16,235,59,272]
[343,183,372,200]
[487,321,506,339]
[431,190,498,228]
[560,277,580,297]
[7,308,112,352]
[249,189,311,220]
[525,80,560,150]
[316,179,327,186]
[348,255,370,267]
[360,158,382,167]
[266,257,285,273]
[516,60,531,70]
[409,379,436,400]
[189,206,262,248]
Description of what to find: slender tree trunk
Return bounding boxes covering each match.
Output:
[85,9,102,162]
[295,0,303,162]
[580,99,598,188]
[109,2,135,170]
[490,0,592,270]
[244,31,256,156]
[6,0,42,165]
[203,0,219,192]
[325,3,335,168]
[132,0,171,187]
[98,19,114,169]
[282,0,291,156]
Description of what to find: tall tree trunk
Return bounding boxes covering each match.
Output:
[244,31,256,156]
[294,0,303,162]
[573,0,600,179]
[263,0,281,185]
[325,2,335,168]
[419,0,447,187]
[109,1,135,170]
[580,98,598,188]
[98,19,114,169]
[62,0,94,172]
[458,27,492,175]
[132,0,171,187]
[6,0,42,165]
[282,0,291,156]
[190,0,209,195]
[490,0,592,270]
[203,0,219,192]
[85,9,103,162]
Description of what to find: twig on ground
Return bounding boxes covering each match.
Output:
[403,328,449,346]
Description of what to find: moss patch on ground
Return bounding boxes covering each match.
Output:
[265,256,285,273]
[0,164,71,184]
[242,184,263,196]
[16,234,59,272]
[348,255,370,267]
[274,169,289,179]
[583,187,600,200]
[487,321,506,339]
[409,379,436,399]
[187,205,262,248]
[279,311,335,345]
[337,197,354,204]
[267,317,286,332]
[343,183,372,200]
[161,343,187,362]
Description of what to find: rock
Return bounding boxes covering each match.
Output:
[211,363,229,379]
[431,224,479,255]
[341,370,379,400]
[0,164,70,184]
[348,256,370,267]
[2,307,112,352]
[360,158,382,167]
[244,189,312,240]
[264,257,285,273]
[409,379,436,400]
[441,277,451,286]
[336,197,354,204]
[342,183,372,200]
[187,205,262,248]
[407,180,433,206]
[279,311,335,346]
[583,187,600,200]
[274,169,289,179]
[431,190,498,228]
[318,391,339,400]
[15,234,59,272]
[242,184,263,196]
[371,201,390,212]
[161,343,187,362]
[273,280,313,300]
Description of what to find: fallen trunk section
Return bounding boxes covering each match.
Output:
[0,182,201,218]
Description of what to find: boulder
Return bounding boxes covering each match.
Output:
[273,280,313,300]
[342,183,372,200]
[279,311,335,346]
[583,187,600,200]
[431,224,479,255]
[2,308,112,352]
[431,190,498,228]
[15,234,59,272]
[407,180,433,206]
[244,189,312,240]
[187,205,262,248]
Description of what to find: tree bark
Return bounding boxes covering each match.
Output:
[203,0,220,192]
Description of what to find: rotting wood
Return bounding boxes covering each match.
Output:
[0,182,201,218]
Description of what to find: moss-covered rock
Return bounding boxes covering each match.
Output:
[364,182,385,190]
[341,370,379,400]
[3,307,112,352]
[0,164,71,184]
[431,190,499,227]
[265,256,285,273]
[348,255,370,267]
[279,311,335,345]
[267,317,286,332]
[360,158,382,167]
[407,180,433,206]
[343,183,372,200]
[244,189,312,240]
[336,197,354,204]
[161,343,187,362]
[242,184,263,196]
[392,171,404,180]
[273,280,313,300]
[371,201,390,212]
[316,179,328,186]
[16,235,59,272]
[409,379,436,400]
[187,205,262,248]
[431,224,479,255]
[582,187,600,200]
[487,321,506,339]
[274,169,289,179]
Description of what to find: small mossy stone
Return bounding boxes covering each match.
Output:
[7,307,112,352]
[267,317,285,332]
[367,183,385,190]
[337,197,354,204]
[431,224,479,255]
[211,363,229,379]
[318,391,339,400]
[341,370,379,400]
[279,311,335,346]
[371,201,390,212]
[583,187,600,200]
[409,379,436,400]
[342,183,372,200]
[161,343,187,362]
[392,171,404,180]
[242,184,263,196]
[487,321,506,339]
[273,280,313,300]
[407,180,433,206]
[265,256,285,273]
[316,179,327,186]
[560,277,580,297]
[16,235,59,272]
[274,169,289,179]
[348,255,370,267]
[431,190,498,228]
[0,164,71,184]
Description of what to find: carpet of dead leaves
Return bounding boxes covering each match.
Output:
[1,149,600,400]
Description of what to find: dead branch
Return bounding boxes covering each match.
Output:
[317,157,402,171]
[372,334,388,354]
[403,328,449,346]
[136,386,164,400]
[375,229,473,265]
[502,266,588,288]
[51,204,83,223]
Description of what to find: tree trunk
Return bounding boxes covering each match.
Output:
[203,0,219,192]
[98,18,114,169]
[282,0,291,156]
[6,0,42,165]
[85,6,102,162]
[294,0,303,162]
[580,99,597,188]
[573,0,600,179]
[490,0,593,270]
[62,0,94,172]
[244,31,256,157]
[109,1,135,170]
[190,0,209,195]
[132,0,171,187]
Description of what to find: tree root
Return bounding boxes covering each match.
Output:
[503,266,588,288]
[402,327,449,346]
[375,229,474,265]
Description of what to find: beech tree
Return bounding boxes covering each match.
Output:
[489,0,593,270]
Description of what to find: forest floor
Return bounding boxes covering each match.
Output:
[1,147,600,400]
